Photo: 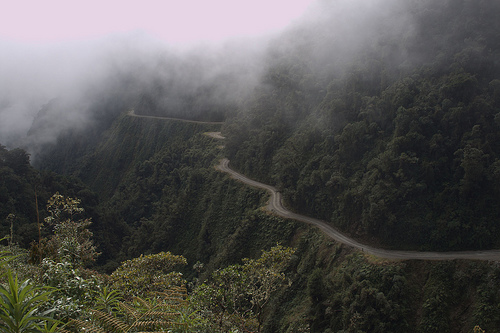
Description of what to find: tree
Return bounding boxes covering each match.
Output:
[26,193,102,320]
[109,252,187,299]
[39,259,100,320]
[43,193,99,267]
[193,245,295,332]
[1,148,31,176]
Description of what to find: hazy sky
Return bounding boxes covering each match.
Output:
[1,0,314,45]
[0,0,318,151]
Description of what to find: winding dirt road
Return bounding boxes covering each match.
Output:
[217,158,500,261]
[205,132,226,139]
[127,110,500,261]
[128,109,224,125]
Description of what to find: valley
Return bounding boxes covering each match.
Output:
[1,0,500,331]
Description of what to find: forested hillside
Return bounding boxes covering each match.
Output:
[75,116,298,271]
[0,144,99,247]
[225,0,500,250]
[2,0,500,332]
[3,118,500,331]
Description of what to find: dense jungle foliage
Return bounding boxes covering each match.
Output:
[2,0,500,331]
[1,186,500,332]
[0,144,100,248]
[224,0,500,251]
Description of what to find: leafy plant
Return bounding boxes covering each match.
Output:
[39,259,100,320]
[0,238,19,274]
[0,270,58,333]
[110,252,187,299]
[70,286,199,333]
[193,245,295,332]
[93,285,123,315]
[43,192,99,267]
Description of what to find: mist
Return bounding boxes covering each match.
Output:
[268,0,419,77]
[0,0,423,159]
[0,32,268,156]
[0,35,140,148]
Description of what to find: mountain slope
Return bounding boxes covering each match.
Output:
[224,0,500,251]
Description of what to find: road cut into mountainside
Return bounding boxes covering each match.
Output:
[204,132,225,139]
[216,158,500,261]
[126,109,500,261]
[128,109,224,125]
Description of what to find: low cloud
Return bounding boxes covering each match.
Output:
[0,32,267,155]
[0,0,422,157]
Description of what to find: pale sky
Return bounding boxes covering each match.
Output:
[0,0,315,45]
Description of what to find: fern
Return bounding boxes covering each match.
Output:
[68,286,194,332]
[70,318,107,333]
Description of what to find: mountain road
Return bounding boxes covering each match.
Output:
[216,158,500,261]
[127,110,500,261]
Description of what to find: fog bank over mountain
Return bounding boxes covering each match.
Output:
[0,33,268,155]
[0,34,150,148]
[0,0,425,157]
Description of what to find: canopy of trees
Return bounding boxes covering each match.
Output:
[224,0,500,250]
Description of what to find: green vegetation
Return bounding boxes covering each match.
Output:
[192,244,295,332]
[1,0,500,331]
[0,270,58,333]
[109,251,186,299]
[0,144,100,250]
[3,122,500,331]
[1,212,298,332]
[225,0,500,251]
